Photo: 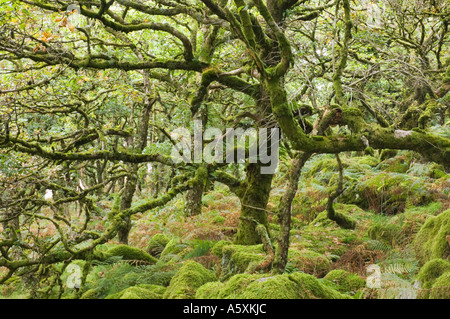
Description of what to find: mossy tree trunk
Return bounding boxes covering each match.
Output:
[273,152,311,272]
[117,95,156,244]
[117,165,138,244]
[235,163,274,245]
[184,173,207,217]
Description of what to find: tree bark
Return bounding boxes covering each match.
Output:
[235,163,274,245]
[273,152,311,272]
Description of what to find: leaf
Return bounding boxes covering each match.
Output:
[68,22,74,32]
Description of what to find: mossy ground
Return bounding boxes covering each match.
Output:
[2,154,449,299]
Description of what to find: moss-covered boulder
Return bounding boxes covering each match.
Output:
[147,233,170,258]
[220,244,266,279]
[196,272,350,299]
[159,238,189,261]
[323,270,366,294]
[106,245,157,264]
[80,288,100,299]
[428,272,450,299]
[367,222,402,246]
[163,261,216,299]
[106,284,166,299]
[210,240,233,259]
[288,249,331,277]
[416,258,450,289]
[195,281,224,299]
[340,172,435,215]
[413,209,450,265]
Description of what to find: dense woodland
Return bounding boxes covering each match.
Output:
[0,0,449,299]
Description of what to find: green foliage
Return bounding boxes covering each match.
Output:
[183,240,214,260]
[159,238,190,262]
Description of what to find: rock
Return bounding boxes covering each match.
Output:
[163,261,216,299]
[413,209,450,265]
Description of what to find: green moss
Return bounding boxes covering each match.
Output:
[341,172,435,215]
[220,244,266,279]
[163,261,216,299]
[413,209,450,265]
[443,64,450,84]
[159,238,189,261]
[212,215,226,224]
[379,149,398,161]
[416,258,450,289]
[106,245,157,264]
[80,289,99,299]
[309,204,359,229]
[323,270,366,294]
[382,156,410,173]
[287,272,350,299]
[211,240,232,259]
[341,107,366,133]
[239,275,304,299]
[195,281,225,299]
[367,222,402,246]
[197,272,349,299]
[146,233,170,258]
[428,271,450,299]
[362,147,373,157]
[288,249,331,277]
[107,285,165,299]
[418,100,439,129]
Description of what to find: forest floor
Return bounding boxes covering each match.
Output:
[1,151,449,299]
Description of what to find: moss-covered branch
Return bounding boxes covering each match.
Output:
[326,154,356,229]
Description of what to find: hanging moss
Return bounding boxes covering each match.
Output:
[416,258,450,289]
[106,245,157,264]
[163,261,216,299]
[413,209,450,265]
[323,269,366,294]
